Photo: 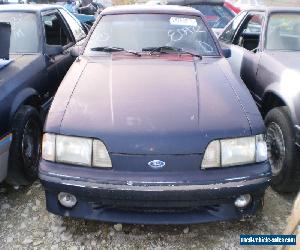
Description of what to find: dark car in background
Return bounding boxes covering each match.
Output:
[0,4,86,185]
[167,0,235,36]
[30,0,100,29]
[39,5,271,224]
[219,7,300,192]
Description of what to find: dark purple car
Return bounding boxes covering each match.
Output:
[39,5,271,224]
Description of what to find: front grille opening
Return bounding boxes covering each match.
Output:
[91,201,220,214]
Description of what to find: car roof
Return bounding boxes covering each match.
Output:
[243,6,300,14]
[0,4,62,13]
[101,4,202,16]
[167,0,224,6]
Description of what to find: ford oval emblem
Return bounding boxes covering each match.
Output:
[148,160,165,169]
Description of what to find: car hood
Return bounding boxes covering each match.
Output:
[0,53,45,96]
[53,55,253,154]
[0,54,41,82]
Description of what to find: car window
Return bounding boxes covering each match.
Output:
[219,11,247,43]
[234,12,264,52]
[59,8,86,42]
[188,4,235,29]
[266,13,300,51]
[0,12,39,53]
[42,12,72,47]
[242,14,264,34]
[85,14,219,56]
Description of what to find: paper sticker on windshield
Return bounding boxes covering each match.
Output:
[170,17,197,27]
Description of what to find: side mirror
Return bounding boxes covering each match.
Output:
[46,45,63,57]
[0,22,11,60]
[70,46,83,58]
[222,48,231,58]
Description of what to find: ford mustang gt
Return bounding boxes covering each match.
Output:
[39,5,271,224]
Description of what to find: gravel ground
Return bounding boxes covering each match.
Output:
[0,182,297,250]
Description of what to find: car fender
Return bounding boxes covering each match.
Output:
[263,83,299,126]
[10,88,40,123]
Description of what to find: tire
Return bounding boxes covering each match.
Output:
[265,106,300,193]
[7,105,42,185]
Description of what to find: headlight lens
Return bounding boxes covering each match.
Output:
[42,133,112,168]
[202,135,268,169]
[56,135,92,166]
[221,137,256,167]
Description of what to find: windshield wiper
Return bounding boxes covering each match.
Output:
[90,46,141,57]
[142,46,202,59]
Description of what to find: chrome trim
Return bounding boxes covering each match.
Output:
[40,173,269,192]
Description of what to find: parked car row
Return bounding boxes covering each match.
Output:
[0,3,299,225]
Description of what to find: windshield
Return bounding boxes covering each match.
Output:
[0,12,39,53]
[266,13,300,51]
[189,5,234,29]
[85,14,219,57]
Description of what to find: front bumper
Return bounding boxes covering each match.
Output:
[39,160,271,224]
[0,133,12,182]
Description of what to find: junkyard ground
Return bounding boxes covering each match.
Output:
[0,182,297,250]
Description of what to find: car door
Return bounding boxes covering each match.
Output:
[58,8,87,45]
[56,8,87,80]
[219,11,248,77]
[41,11,60,96]
[220,11,265,101]
[236,12,265,101]
[42,10,76,92]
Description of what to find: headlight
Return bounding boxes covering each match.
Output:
[202,135,268,169]
[42,133,56,162]
[202,140,221,168]
[42,133,112,168]
[92,140,113,168]
[56,135,92,166]
[221,137,256,167]
[255,134,268,162]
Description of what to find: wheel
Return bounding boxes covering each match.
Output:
[7,105,42,185]
[265,106,300,192]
